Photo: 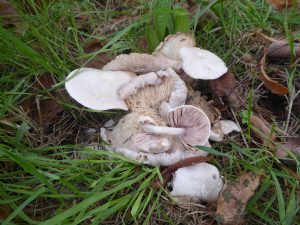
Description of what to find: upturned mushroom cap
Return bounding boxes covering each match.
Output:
[153,33,196,60]
[65,68,136,110]
[168,105,211,146]
[170,163,224,203]
[179,47,228,80]
[102,53,182,73]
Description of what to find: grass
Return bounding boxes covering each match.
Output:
[0,0,299,224]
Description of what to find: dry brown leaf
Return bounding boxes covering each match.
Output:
[81,40,111,69]
[208,72,241,110]
[276,137,300,158]
[267,42,300,59]
[20,76,64,127]
[260,51,289,95]
[267,0,298,10]
[216,172,261,225]
[249,115,276,145]
[0,0,22,32]
[0,205,11,220]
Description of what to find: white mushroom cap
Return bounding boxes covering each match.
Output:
[170,163,223,203]
[168,105,211,146]
[179,47,228,80]
[65,68,136,110]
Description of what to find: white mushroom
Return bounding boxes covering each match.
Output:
[102,53,182,73]
[209,120,241,142]
[153,33,196,61]
[170,163,224,203]
[179,47,228,80]
[65,68,136,110]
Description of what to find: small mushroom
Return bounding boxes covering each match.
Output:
[102,53,182,73]
[179,47,228,80]
[209,120,241,142]
[170,163,224,203]
[65,68,136,110]
[153,33,196,61]
[168,105,211,147]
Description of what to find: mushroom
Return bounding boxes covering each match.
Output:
[65,68,136,110]
[153,33,196,61]
[102,53,182,73]
[170,163,224,203]
[209,120,241,142]
[179,47,228,80]
[167,105,211,147]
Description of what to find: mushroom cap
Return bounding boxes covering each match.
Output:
[170,163,223,203]
[168,105,211,146]
[179,47,228,80]
[103,53,182,74]
[65,68,136,110]
[153,33,196,61]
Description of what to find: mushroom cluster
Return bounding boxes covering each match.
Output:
[65,33,240,203]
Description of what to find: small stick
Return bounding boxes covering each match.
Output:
[152,155,213,189]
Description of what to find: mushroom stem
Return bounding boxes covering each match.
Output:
[142,124,186,136]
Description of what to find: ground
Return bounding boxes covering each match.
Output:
[0,0,299,224]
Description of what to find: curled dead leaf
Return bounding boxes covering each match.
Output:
[267,42,300,59]
[216,172,261,225]
[276,137,300,158]
[79,40,111,69]
[267,0,298,10]
[249,115,276,146]
[208,72,241,110]
[260,51,289,95]
[20,76,64,127]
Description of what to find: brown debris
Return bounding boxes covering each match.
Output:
[152,156,213,189]
[81,40,111,69]
[259,50,289,95]
[276,137,300,158]
[0,205,11,220]
[267,42,300,59]
[20,76,64,127]
[216,172,261,225]
[208,72,241,110]
[249,115,276,145]
[267,0,298,10]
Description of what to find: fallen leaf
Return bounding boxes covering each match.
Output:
[80,40,111,69]
[267,0,298,10]
[259,50,289,95]
[0,0,22,32]
[276,137,300,158]
[267,42,300,59]
[255,31,300,60]
[152,156,213,188]
[249,115,276,145]
[216,172,261,225]
[0,205,11,220]
[208,72,241,110]
[20,76,64,127]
